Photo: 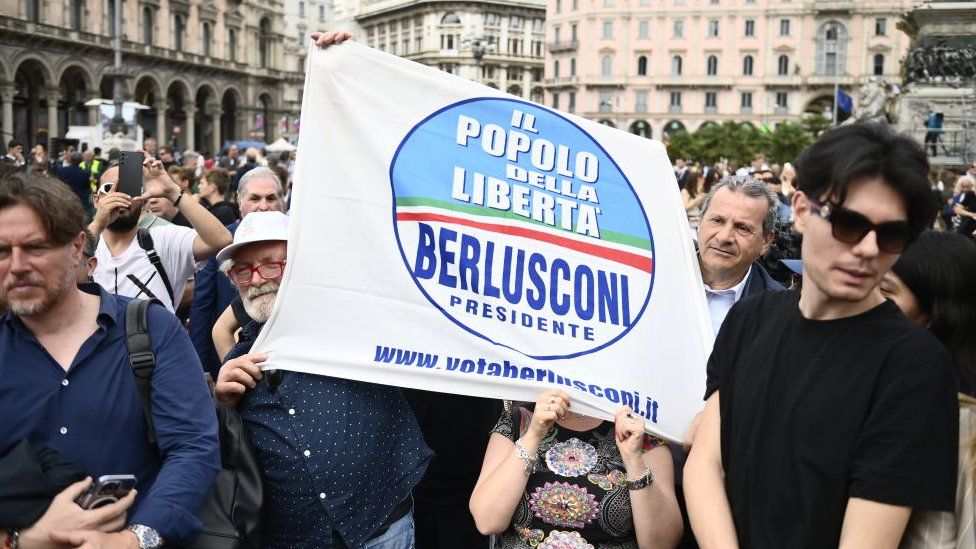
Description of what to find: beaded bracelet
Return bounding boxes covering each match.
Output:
[625,467,654,491]
[514,439,538,476]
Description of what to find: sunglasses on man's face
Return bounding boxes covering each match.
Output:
[807,197,917,254]
[96,182,115,196]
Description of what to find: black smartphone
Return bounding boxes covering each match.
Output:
[75,474,137,510]
[117,151,145,197]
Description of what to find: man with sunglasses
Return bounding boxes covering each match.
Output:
[213,209,431,548]
[686,123,958,548]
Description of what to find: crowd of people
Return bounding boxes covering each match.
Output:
[1,31,976,549]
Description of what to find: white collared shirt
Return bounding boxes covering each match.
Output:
[703,266,752,336]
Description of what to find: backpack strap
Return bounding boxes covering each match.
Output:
[125,298,159,446]
[136,228,175,306]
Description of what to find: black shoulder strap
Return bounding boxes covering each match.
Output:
[136,228,175,305]
[125,298,158,446]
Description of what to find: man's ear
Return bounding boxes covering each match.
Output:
[791,191,809,235]
[70,231,87,264]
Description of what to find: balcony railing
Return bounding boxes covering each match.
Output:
[548,40,579,53]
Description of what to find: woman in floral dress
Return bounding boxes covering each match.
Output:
[470,389,682,548]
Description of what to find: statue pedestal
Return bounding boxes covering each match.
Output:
[896,0,976,167]
[101,133,139,152]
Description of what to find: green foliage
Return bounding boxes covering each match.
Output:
[666,116,827,166]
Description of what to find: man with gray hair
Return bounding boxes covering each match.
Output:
[189,166,283,375]
[697,174,785,335]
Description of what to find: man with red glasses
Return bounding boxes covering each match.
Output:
[686,123,958,548]
[213,208,431,548]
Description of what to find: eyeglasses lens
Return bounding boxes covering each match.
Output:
[828,207,913,254]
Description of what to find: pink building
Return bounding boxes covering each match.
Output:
[544,0,914,139]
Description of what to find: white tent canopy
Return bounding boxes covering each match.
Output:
[266,137,297,152]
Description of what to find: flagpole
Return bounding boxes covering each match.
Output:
[833,83,838,125]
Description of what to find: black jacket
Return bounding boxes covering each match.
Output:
[0,440,86,528]
[741,261,786,298]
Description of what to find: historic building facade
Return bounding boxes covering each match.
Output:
[0,0,299,153]
[544,0,914,139]
[354,0,547,103]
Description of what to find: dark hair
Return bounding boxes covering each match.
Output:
[7,139,23,150]
[795,123,936,233]
[892,230,976,396]
[83,229,97,259]
[203,168,230,195]
[703,167,719,194]
[0,172,87,246]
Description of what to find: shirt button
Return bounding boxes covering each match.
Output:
[59,427,68,435]
[303,449,311,457]
[61,379,69,387]
[319,493,326,499]
[288,408,295,415]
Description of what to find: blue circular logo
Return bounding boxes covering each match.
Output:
[390,98,654,360]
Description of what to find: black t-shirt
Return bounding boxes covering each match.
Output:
[705,289,958,548]
[957,192,976,235]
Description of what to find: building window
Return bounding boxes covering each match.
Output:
[553,59,560,78]
[298,1,304,16]
[673,20,684,38]
[637,55,647,76]
[741,91,752,111]
[259,17,271,68]
[441,34,456,49]
[571,23,577,41]
[573,0,579,8]
[873,53,884,75]
[555,0,561,12]
[26,0,41,22]
[635,90,648,113]
[228,28,236,61]
[509,15,523,28]
[744,20,754,37]
[601,55,613,76]
[602,21,613,39]
[106,0,114,36]
[742,55,754,76]
[599,90,612,113]
[706,55,718,75]
[777,54,789,75]
[671,55,682,75]
[603,0,613,5]
[705,91,717,109]
[779,19,790,36]
[554,26,561,43]
[875,18,886,36]
[638,20,649,39]
[816,21,847,76]
[570,57,576,75]
[553,92,560,110]
[142,6,153,44]
[776,91,788,108]
[318,5,324,20]
[69,0,84,30]
[202,22,211,56]
[568,91,576,113]
[708,20,719,38]
[638,0,649,5]
[669,91,682,112]
[439,63,458,74]
[484,12,500,26]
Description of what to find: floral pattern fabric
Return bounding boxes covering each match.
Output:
[491,406,667,549]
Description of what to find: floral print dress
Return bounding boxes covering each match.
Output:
[492,406,666,549]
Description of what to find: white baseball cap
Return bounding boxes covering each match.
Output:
[216,211,290,262]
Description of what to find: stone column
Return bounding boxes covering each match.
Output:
[1,85,15,146]
[185,105,196,152]
[211,103,222,154]
[155,100,167,145]
[87,96,101,126]
[45,89,60,143]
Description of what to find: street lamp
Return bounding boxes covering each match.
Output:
[108,0,127,136]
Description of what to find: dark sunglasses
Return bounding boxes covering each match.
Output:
[808,197,917,254]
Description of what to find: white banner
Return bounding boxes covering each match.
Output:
[253,43,713,441]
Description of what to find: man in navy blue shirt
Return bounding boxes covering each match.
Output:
[214,210,432,548]
[0,173,219,548]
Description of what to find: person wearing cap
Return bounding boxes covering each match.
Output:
[213,209,431,548]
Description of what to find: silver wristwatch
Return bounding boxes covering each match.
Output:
[126,524,163,549]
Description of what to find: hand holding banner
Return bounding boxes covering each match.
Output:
[252,42,713,441]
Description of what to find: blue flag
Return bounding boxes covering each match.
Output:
[836,89,853,113]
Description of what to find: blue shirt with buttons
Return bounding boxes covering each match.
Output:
[227,321,432,548]
[0,285,220,545]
